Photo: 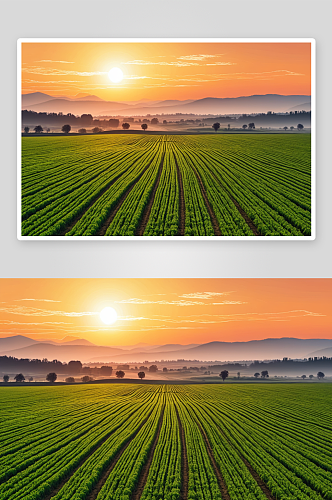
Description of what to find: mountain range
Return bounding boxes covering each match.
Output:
[21,93,311,117]
[0,335,330,364]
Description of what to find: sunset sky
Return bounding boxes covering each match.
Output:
[0,279,330,346]
[21,42,311,101]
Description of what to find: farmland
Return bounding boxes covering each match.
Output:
[0,384,330,500]
[21,133,311,237]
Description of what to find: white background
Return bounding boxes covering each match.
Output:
[1,0,331,278]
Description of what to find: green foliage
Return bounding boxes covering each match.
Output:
[21,134,311,237]
[0,384,331,500]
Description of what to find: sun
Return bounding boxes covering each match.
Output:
[100,307,118,325]
[108,67,123,84]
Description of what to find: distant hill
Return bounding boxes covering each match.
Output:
[287,102,311,112]
[22,92,62,107]
[1,336,330,364]
[307,347,332,357]
[4,343,125,364]
[0,335,38,351]
[98,338,332,363]
[21,93,311,117]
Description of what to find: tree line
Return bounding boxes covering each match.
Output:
[218,370,325,381]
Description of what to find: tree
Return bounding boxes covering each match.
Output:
[138,371,145,380]
[297,123,304,131]
[212,122,220,132]
[92,127,102,133]
[237,372,241,379]
[219,370,229,381]
[81,375,93,382]
[24,126,29,134]
[108,119,119,128]
[116,370,125,379]
[34,125,43,133]
[46,128,50,133]
[3,375,9,383]
[65,377,75,383]
[68,360,82,373]
[242,124,248,130]
[283,126,288,130]
[28,377,33,382]
[301,374,306,380]
[14,373,25,382]
[100,366,113,376]
[81,113,93,125]
[149,365,158,373]
[254,373,260,378]
[141,123,148,131]
[46,372,57,383]
[78,128,87,134]
[163,120,167,124]
[248,122,255,129]
[290,126,294,130]
[163,367,168,372]
[317,372,325,380]
[261,370,269,378]
[122,123,130,130]
[227,124,231,130]
[151,118,159,125]
[309,374,314,379]
[61,124,71,134]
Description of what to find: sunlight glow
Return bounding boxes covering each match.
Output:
[108,67,123,83]
[100,307,118,325]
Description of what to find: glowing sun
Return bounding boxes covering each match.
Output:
[100,307,118,325]
[108,67,123,83]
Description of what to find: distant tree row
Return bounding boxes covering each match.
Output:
[0,356,83,373]
[24,122,154,134]
[212,122,304,132]
[3,372,57,383]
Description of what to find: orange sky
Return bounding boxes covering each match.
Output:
[0,279,329,346]
[21,42,311,100]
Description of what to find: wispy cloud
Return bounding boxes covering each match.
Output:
[180,292,233,300]
[0,320,72,325]
[36,60,75,64]
[22,66,108,77]
[115,291,243,306]
[122,58,234,68]
[115,298,207,306]
[181,310,325,324]
[14,298,61,303]
[114,297,243,307]
[178,54,224,61]
[0,305,98,317]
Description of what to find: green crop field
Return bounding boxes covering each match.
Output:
[0,384,330,500]
[21,134,311,237]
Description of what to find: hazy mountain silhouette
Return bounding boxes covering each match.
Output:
[2,335,330,363]
[306,346,332,357]
[93,338,332,363]
[287,102,311,112]
[3,343,125,363]
[0,335,40,351]
[22,93,311,117]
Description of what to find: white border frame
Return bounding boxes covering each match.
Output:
[17,38,316,241]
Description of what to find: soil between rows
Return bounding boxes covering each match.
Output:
[135,153,165,236]
[175,407,189,500]
[41,419,126,500]
[190,164,223,236]
[131,405,165,500]
[97,156,156,236]
[86,413,151,500]
[175,159,186,236]
[212,420,276,500]
[198,423,231,500]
